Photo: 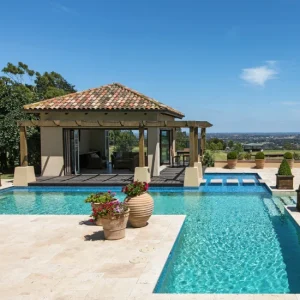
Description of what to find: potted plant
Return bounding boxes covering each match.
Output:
[227,151,237,169]
[122,181,154,228]
[283,152,294,169]
[93,201,129,240]
[85,192,117,225]
[255,151,265,169]
[276,159,294,190]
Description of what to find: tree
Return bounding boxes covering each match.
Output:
[228,140,234,148]
[110,130,138,153]
[175,129,188,150]
[206,138,226,151]
[233,142,243,154]
[0,62,76,172]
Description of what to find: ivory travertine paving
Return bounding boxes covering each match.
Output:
[0,215,185,300]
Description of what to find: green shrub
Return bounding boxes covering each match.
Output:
[278,159,292,176]
[238,153,245,160]
[293,152,300,160]
[255,152,265,159]
[244,153,252,160]
[283,152,293,159]
[227,151,237,160]
[203,151,215,167]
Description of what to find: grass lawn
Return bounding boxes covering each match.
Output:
[1,174,14,179]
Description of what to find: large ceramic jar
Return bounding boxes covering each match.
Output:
[126,193,154,228]
[227,159,237,169]
[100,210,130,240]
[255,159,265,169]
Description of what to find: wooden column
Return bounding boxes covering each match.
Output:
[200,128,206,157]
[189,127,195,167]
[194,127,199,163]
[20,126,28,166]
[139,126,145,167]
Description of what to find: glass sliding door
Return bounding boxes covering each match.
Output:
[160,130,171,165]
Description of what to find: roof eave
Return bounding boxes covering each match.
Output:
[23,108,185,118]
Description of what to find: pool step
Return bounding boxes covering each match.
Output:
[280,196,294,206]
[226,179,239,185]
[263,198,281,216]
[258,179,265,184]
[272,197,285,214]
[290,196,297,204]
[242,179,255,185]
[210,179,223,184]
[200,179,207,185]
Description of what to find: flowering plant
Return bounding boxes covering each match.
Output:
[85,191,117,204]
[92,200,129,218]
[122,181,149,198]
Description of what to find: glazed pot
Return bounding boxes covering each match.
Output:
[125,193,154,228]
[255,159,265,169]
[100,210,130,240]
[227,159,237,169]
[286,159,294,169]
[92,203,102,226]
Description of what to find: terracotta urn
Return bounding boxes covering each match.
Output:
[255,159,265,169]
[100,210,130,240]
[126,193,154,228]
[227,159,237,169]
[286,159,294,169]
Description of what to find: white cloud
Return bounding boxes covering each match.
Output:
[50,1,77,15]
[240,61,278,86]
[280,101,300,106]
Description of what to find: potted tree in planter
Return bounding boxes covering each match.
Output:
[93,201,129,240]
[283,152,294,169]
[122,181,154,228]
[255,151,265,169]
[276,159,294,190]
[227,151,237,169]
[85,192,117,225]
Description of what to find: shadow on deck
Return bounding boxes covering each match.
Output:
[29,167,186,187]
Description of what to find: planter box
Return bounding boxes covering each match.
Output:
[297,188,300,211]
[227,159,237,169]
[255,159,265,169]
[276,175,294,190]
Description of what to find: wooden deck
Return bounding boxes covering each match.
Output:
[29,167,186,187]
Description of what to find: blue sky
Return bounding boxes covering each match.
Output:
[1,0,300,132]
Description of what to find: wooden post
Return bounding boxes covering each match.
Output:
[139,126,145,167]
[189,127,194,167]
[20,126,28,166]
[194,127,199,163]
[200,128,206,157]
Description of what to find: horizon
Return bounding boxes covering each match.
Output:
[1,0,300,132]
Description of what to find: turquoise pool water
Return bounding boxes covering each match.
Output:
[0,174,300,293]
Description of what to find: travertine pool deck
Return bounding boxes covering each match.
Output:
[0,215,185,300]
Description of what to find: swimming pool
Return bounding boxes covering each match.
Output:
[0,173,300,293]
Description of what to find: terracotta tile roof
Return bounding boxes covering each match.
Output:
[23,83,184,118]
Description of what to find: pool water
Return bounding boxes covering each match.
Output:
[0,174,300,293]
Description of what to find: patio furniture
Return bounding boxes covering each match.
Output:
[171,149,180,167]
[80,151,107,169]
[177,148,190,166]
